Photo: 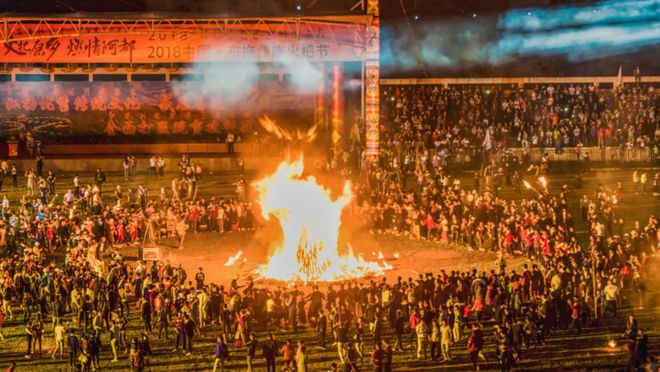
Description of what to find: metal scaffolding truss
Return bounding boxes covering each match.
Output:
[0,15,372,47]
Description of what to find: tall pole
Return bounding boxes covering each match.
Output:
[364,0,380,161]
[361,60,365,124]
[331,63,345,154]
[316,63,327,130]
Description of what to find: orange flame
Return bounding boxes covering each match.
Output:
[523,180,533,189]
[258,115,292,141]
[258,115,317,143]
[254,157,390,282]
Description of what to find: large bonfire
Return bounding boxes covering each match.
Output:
[253,157,390,282]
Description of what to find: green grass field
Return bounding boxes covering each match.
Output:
[0,165,657,371]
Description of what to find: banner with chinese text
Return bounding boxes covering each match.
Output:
[0,81,314,143]
[0,23,366,63]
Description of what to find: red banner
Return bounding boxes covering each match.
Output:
[0,23,366,63]
[365,60,379,158]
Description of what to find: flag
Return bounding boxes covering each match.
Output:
[616,65,623,87]
[482,127,492,150]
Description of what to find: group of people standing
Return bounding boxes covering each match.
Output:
[0,147,655,372]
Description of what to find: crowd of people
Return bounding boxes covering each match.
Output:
[0,81,658,371]
[378,84,659,169]
[0,144,654,372]
[356,152,660,246]
[0,159,255,254]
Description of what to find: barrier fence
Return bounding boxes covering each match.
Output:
[510,146,656,163]
[440,146,656,166]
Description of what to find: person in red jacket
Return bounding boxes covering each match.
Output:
[409,308,421,345]
[467,323,485,371]
[569,297,582,335]
[280,339,295,371]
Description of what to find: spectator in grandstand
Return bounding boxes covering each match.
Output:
[378,84,657,172]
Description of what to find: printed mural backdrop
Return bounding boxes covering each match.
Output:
[0,81,314,143]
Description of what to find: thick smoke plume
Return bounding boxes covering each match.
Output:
[172,45,323,112]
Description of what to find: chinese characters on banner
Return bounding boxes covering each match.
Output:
[365,60,380,158]
[0,24,367,63]
[0,82,314,141]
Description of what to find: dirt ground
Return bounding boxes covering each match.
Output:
[133,227,525,288]
[124,165,659,287]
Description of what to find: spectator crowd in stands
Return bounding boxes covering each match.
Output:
[378,84,658,169]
